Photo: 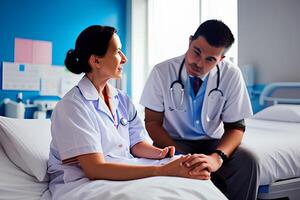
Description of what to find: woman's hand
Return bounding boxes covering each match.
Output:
[131,141,176,160]
[158,155,190,177]
[157,155,211,180]
[158,146,175,159]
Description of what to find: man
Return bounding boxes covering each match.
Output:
[140,19,259,200]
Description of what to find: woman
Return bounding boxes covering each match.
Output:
[47,25,213,199]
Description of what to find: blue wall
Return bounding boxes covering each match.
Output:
[0,0,130,116]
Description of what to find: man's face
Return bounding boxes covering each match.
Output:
[185,36,225,77]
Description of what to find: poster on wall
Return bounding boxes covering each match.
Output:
[2,62,83,96]
[14,38,52,65]
[40,65,83,97]
[2,62,40,91]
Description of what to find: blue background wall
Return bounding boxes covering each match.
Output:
[0,0,130,116]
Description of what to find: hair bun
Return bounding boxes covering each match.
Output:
[64,49,82,74]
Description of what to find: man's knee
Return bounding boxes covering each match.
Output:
[221,146,260,199]
[233,146,260,176]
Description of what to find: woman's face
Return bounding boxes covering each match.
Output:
[98,33,127,79]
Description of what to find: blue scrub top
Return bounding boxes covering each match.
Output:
[188,75,208,137]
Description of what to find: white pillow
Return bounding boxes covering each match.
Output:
[0,116,51,181]
[253,104,300,123]
[0,144,48,199]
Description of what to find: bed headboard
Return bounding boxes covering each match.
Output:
[259,82,300,105]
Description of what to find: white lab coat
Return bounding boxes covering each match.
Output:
[140,55,253,139]
[48,76,170,197]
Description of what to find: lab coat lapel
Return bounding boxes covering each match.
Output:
[106,83,119,115]
[96,83,119,123]
[202,66,218,130]
[182,62,189,95]
[205,66,218,97]
[97,98,114,122]
[77,76,117,123]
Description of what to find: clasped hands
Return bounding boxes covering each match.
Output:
[159,146,223,180]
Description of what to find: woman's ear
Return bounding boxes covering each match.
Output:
[88,55,101,68]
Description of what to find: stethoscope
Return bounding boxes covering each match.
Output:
[76,85,138,127]
[115,109,137,127]
[169,58,223,111]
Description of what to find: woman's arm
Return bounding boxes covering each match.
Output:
[130,141,175,159]
[77,152,209,181]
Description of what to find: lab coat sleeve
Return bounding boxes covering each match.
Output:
[221,67,253,123]
[51,98,103,160]
[140,66,165,112]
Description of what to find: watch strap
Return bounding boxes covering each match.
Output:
[212,150,228,163]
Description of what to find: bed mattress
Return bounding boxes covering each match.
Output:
[242,118,300,185]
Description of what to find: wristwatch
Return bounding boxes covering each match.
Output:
[212,150,228,163]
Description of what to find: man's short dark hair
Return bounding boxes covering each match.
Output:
[192,19,235,53]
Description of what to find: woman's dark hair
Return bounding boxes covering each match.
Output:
[191,19,234,54]
[65,25,117,74]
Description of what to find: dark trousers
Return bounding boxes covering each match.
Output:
[173,139,260,200]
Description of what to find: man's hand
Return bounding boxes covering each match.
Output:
[183,153,223,175]
[159,155,211,180]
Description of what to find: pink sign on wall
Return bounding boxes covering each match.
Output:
[14,38,33,63]
[32,40,52,65]
[14,38,52,65]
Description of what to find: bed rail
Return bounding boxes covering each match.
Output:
[259,82,300,105]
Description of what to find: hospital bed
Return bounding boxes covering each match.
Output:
[242,82,300,200]
[0,82,299,200]
[0,117,226,200]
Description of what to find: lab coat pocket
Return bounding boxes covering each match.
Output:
[206,95,226,122]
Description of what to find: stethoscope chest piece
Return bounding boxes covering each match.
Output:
[120,117,128,126]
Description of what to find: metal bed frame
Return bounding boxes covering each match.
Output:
[259,82,300,105]
[257,82,300,200]
[258,177,300,200]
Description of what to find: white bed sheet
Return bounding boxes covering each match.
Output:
[1,144,227,200]
[242,118,300,185]
[52,176,226,200]
[0,144,49,200]
[0,153,226,200]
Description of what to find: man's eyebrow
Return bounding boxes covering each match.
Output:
[193,46,201,52]
[193,46,217,61]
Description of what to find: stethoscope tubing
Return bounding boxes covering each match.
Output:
[76,85,136,127]
[117,109,137,127]
[169,58,223,110]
